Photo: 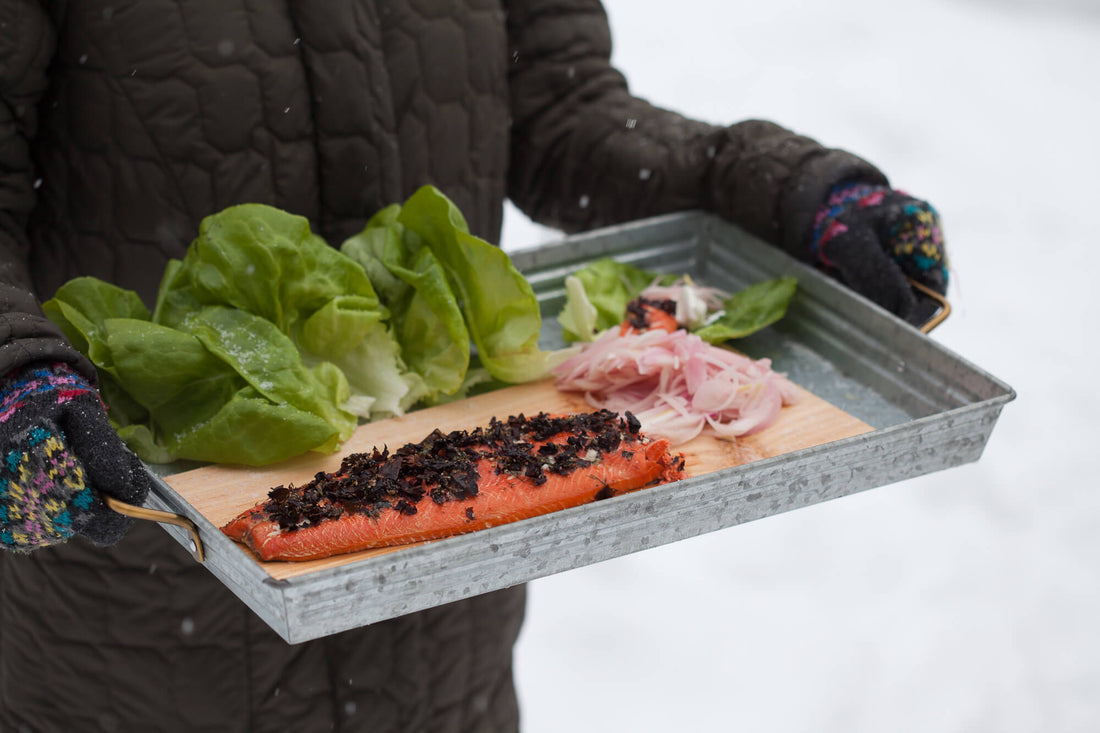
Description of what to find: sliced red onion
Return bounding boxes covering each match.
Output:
[553,328,796,445]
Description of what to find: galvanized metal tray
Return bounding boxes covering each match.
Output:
[142,211,1015,644]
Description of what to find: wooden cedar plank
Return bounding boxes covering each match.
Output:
[163,378,871,580]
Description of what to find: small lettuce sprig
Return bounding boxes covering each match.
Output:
[557,258,797,344]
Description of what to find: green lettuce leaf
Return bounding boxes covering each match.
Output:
[557,275,600,343]
[394,186,549,383]
[41,278,152,429]
[167,386,348,466]
[340,202,470,405]
[556,258,673,341]
[693,277,798,343]
[175,306,356,448]
[154,204,380,333]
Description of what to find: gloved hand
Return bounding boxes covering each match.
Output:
[0,363,150,552]
[809,182,949,325]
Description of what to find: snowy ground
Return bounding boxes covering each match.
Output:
[503,1,1100,731]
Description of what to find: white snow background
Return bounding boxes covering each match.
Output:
[501,1,1100,731]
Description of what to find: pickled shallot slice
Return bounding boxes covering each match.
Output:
[553,328,797,445]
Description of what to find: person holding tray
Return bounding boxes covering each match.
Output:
[0,1,948,731]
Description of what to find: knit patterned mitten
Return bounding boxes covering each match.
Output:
[0,363,150,552]
[810,182,948,325]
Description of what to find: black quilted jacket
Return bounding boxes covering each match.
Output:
[0,1,885,731]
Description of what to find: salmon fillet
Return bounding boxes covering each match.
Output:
[222,410,686,561]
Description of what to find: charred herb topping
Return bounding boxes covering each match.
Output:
[624,296,676,331]
[263,410,644,532]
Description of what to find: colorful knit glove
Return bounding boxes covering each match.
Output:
[0,363,150,552]
[810,182,948,325]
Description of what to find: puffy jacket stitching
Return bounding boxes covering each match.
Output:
[103,84,199,238]
[777,146,842,254]
[244,603,254,732]
[0,5,45,100]
[240,1,291,199]
[324,634,342,732]
[283,4,327,232]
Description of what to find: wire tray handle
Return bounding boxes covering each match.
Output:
[909,278,951,334]
[105,496,205,563]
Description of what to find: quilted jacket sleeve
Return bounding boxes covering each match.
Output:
[504,0,889,257]
[0,1,95,381]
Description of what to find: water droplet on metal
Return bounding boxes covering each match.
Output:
[345,701,357,715]
[638,168,651,180]
[78,54,88,64]
[33,178,43,189]
[181,617,195,635]
[218,39,235,57]
[578,195,590,209]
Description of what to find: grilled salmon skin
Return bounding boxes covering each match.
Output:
[222,410,686,562]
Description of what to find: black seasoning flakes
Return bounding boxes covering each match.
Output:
[593,483,617,501]
[262,410,648,532]
[624,296,676,331]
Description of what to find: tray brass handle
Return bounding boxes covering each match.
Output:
[104,496,205,563]
[908,278,951,334]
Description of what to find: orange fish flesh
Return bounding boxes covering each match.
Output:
[222,410,686,562]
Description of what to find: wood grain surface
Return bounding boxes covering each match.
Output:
[164,378,871,580]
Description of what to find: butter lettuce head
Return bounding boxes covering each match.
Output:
[43,205,386,466]
[155,203,412,419]
[343,185,549,385]
[45,276,358,466]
